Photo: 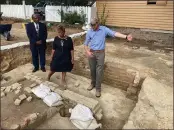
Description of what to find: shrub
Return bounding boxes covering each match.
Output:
[97,4,109,26]
[58,9,86,25]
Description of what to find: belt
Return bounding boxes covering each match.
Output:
[90,49,105,53]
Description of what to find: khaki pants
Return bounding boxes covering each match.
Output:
[88,51,105,92]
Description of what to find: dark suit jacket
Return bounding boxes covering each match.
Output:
[26,22,47,48]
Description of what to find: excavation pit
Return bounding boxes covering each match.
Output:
[1,33,173,129]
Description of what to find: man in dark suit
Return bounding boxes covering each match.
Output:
[26,14,47,72]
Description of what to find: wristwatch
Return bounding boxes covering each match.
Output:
[126,35,128,40]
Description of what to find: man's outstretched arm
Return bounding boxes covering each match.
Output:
[105,27,132,41]
[115,32,132,41]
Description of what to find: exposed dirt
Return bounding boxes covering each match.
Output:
[1,64,136,129]
[1,22,83,46]
[37,113,77,129]
[109,26,173,45]
[1,27,173,129]
[70,38,173,87]
[0,20,15,24]
[1,17,25,23]
[106,38,173,54]
[1,86,49,129]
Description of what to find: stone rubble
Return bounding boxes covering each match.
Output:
[1,87,6,91]
[25,73,43,84]
[2,73,103,128]
[19,94,27,100]
[15,90,21,95]
[5,86,12,93]
[74,81,80,87]
[14,99,22,106]
[133,71,140,87]
[17,86,22,90]
[28,113,38,123]
[10,124,20,130]
[165,61,173,68]
[26,96,32,102]
[44,81,59,87]
[30,83,37,88]
[35,79,42,84]
[1,92,6,97]
[12,83,21,90]
[24,87,32,94]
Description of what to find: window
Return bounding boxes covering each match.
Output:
[147,0,167,6]
[147,0,157,5]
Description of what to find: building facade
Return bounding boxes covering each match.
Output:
[96,0,173,31]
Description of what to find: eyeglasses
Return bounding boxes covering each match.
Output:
[91,23,96,26]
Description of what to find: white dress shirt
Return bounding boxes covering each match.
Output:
[34,22,39,33]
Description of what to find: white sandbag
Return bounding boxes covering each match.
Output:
[31,84,51,99]
[71,119,92,129]
[70,104,94,121]
[71,119,102,130]
[43,92,63,107]
[88,119,102,129]
[50,100,63,107]
[69,104,102,129]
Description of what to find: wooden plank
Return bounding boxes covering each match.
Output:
[106,16,173,21]
[97,9,173,13]
[107,21,173,27]
[107,20,173,25]
[106,18,173,23]
[96,1,173,4]
[97,2,173,8]
[97,8,173,12]
[106,23,173,30]
[97,3,173,7]
[98,7,173,10]
[97,4,173,8]
[101,13,173,18]
[97,13,173,18]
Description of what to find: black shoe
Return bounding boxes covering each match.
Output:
[32,68,39,73]
[87,84,95,91]
[41,68,46,72]
[96,91,101,98]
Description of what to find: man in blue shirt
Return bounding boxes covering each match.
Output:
[84,18,132,97]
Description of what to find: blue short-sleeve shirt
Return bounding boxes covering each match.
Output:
[84,26,116,50]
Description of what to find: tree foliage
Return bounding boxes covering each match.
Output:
[58,9,86,24]
[0,0,95,6]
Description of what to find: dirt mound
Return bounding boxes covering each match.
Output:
[1,17,25,23]
[1,20,15,24]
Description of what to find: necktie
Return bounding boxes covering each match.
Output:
[36,23,39,37]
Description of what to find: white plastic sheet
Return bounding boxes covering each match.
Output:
[70,104,102,129]
[43,92,63,107]
[31,84,51,99]
[70,104,94,121]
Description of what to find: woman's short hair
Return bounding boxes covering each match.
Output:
[57,25,65,32]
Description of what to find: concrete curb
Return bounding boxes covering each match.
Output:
[1,31,87,51]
